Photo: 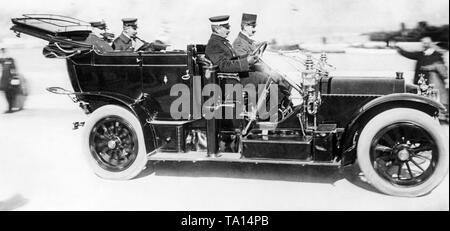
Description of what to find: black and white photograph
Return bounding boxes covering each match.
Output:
[0,0,448,213]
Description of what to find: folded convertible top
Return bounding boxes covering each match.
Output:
[11,14,93,48]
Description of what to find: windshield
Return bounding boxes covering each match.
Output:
[260,51,308,83]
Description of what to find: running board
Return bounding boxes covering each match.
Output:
[147,151,340,166]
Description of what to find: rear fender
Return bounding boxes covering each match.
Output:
[340,93,445,166]
[77,92,159,153]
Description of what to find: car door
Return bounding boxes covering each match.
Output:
[141,51,190,120]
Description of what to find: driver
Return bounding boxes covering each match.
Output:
[205,15,265,86]
[112,18,168,52]
[232,13,259,56]
[205,15,290,117]
[232,13,292,110]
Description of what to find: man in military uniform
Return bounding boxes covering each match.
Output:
[205,15,265,86]
[232,13,259,56]
[232,13,291,99]
[112,18,168,52]
[205,15,290,121]
[84,21,114,53]
[112,18,140,51]
[89,21,115,43]
[205,15,268,123]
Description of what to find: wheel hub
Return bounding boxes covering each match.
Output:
[107,136,121,150]
[397,149,410,161]
[107,140,117,149]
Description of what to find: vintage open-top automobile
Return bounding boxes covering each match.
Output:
[11,14,448,197]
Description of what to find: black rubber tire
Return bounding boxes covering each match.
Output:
[82,105,147,180]
[357,108,448,197]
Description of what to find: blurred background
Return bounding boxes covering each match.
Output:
[0,0,449,112]
[0,0,449,48]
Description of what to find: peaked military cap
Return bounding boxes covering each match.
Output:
[122,18,138,27]
[209,15,230,26]
[90,21,107,30]
[242,13,257,26]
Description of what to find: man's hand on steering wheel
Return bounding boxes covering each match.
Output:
[251,41,268,57]
[246,54,258,65]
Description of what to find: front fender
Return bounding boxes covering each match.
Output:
[360,93,445,114]
[340,93,445,166]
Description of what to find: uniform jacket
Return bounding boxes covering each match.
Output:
[205,33,250,73]
[85,34,113,53]
[232,32,258,56]
[112,33,168,52]
[397,48,446,84]
[0,58,16,91]
[112,33,134,51]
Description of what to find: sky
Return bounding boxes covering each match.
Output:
[0,0,449,48]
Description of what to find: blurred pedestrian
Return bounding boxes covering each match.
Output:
[397,37,448,121]
[396,36,447,84]
[424,42,450,121]
[0,48,27,113]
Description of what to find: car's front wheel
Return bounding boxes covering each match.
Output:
[357,108,448,197]
[82,105,147,180]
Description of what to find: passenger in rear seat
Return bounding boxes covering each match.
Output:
[84,21,113,53]
[84,21,114,53]
[112,18,168,52]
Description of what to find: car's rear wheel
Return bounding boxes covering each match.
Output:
[82,105,147,180]
[357,108,448,197]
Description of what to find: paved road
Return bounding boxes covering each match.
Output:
[0,93,448,211]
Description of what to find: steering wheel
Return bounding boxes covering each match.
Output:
[251,41,268,58]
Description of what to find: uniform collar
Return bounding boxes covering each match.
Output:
[211,33,229,42]
[238,32,254,44]
[210,33,236,56]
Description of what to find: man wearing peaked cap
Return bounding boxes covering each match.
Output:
[112,18,168,52]
[205,14,291,118]
[89,21,115,43]
[112,18,141,51]
[205,14,282,122]
[233,13,291,110]
[233,13,258,56]
[84,21,113,52]
[205,15,261,77]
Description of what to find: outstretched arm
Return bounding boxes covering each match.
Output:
[396,47,421,60]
